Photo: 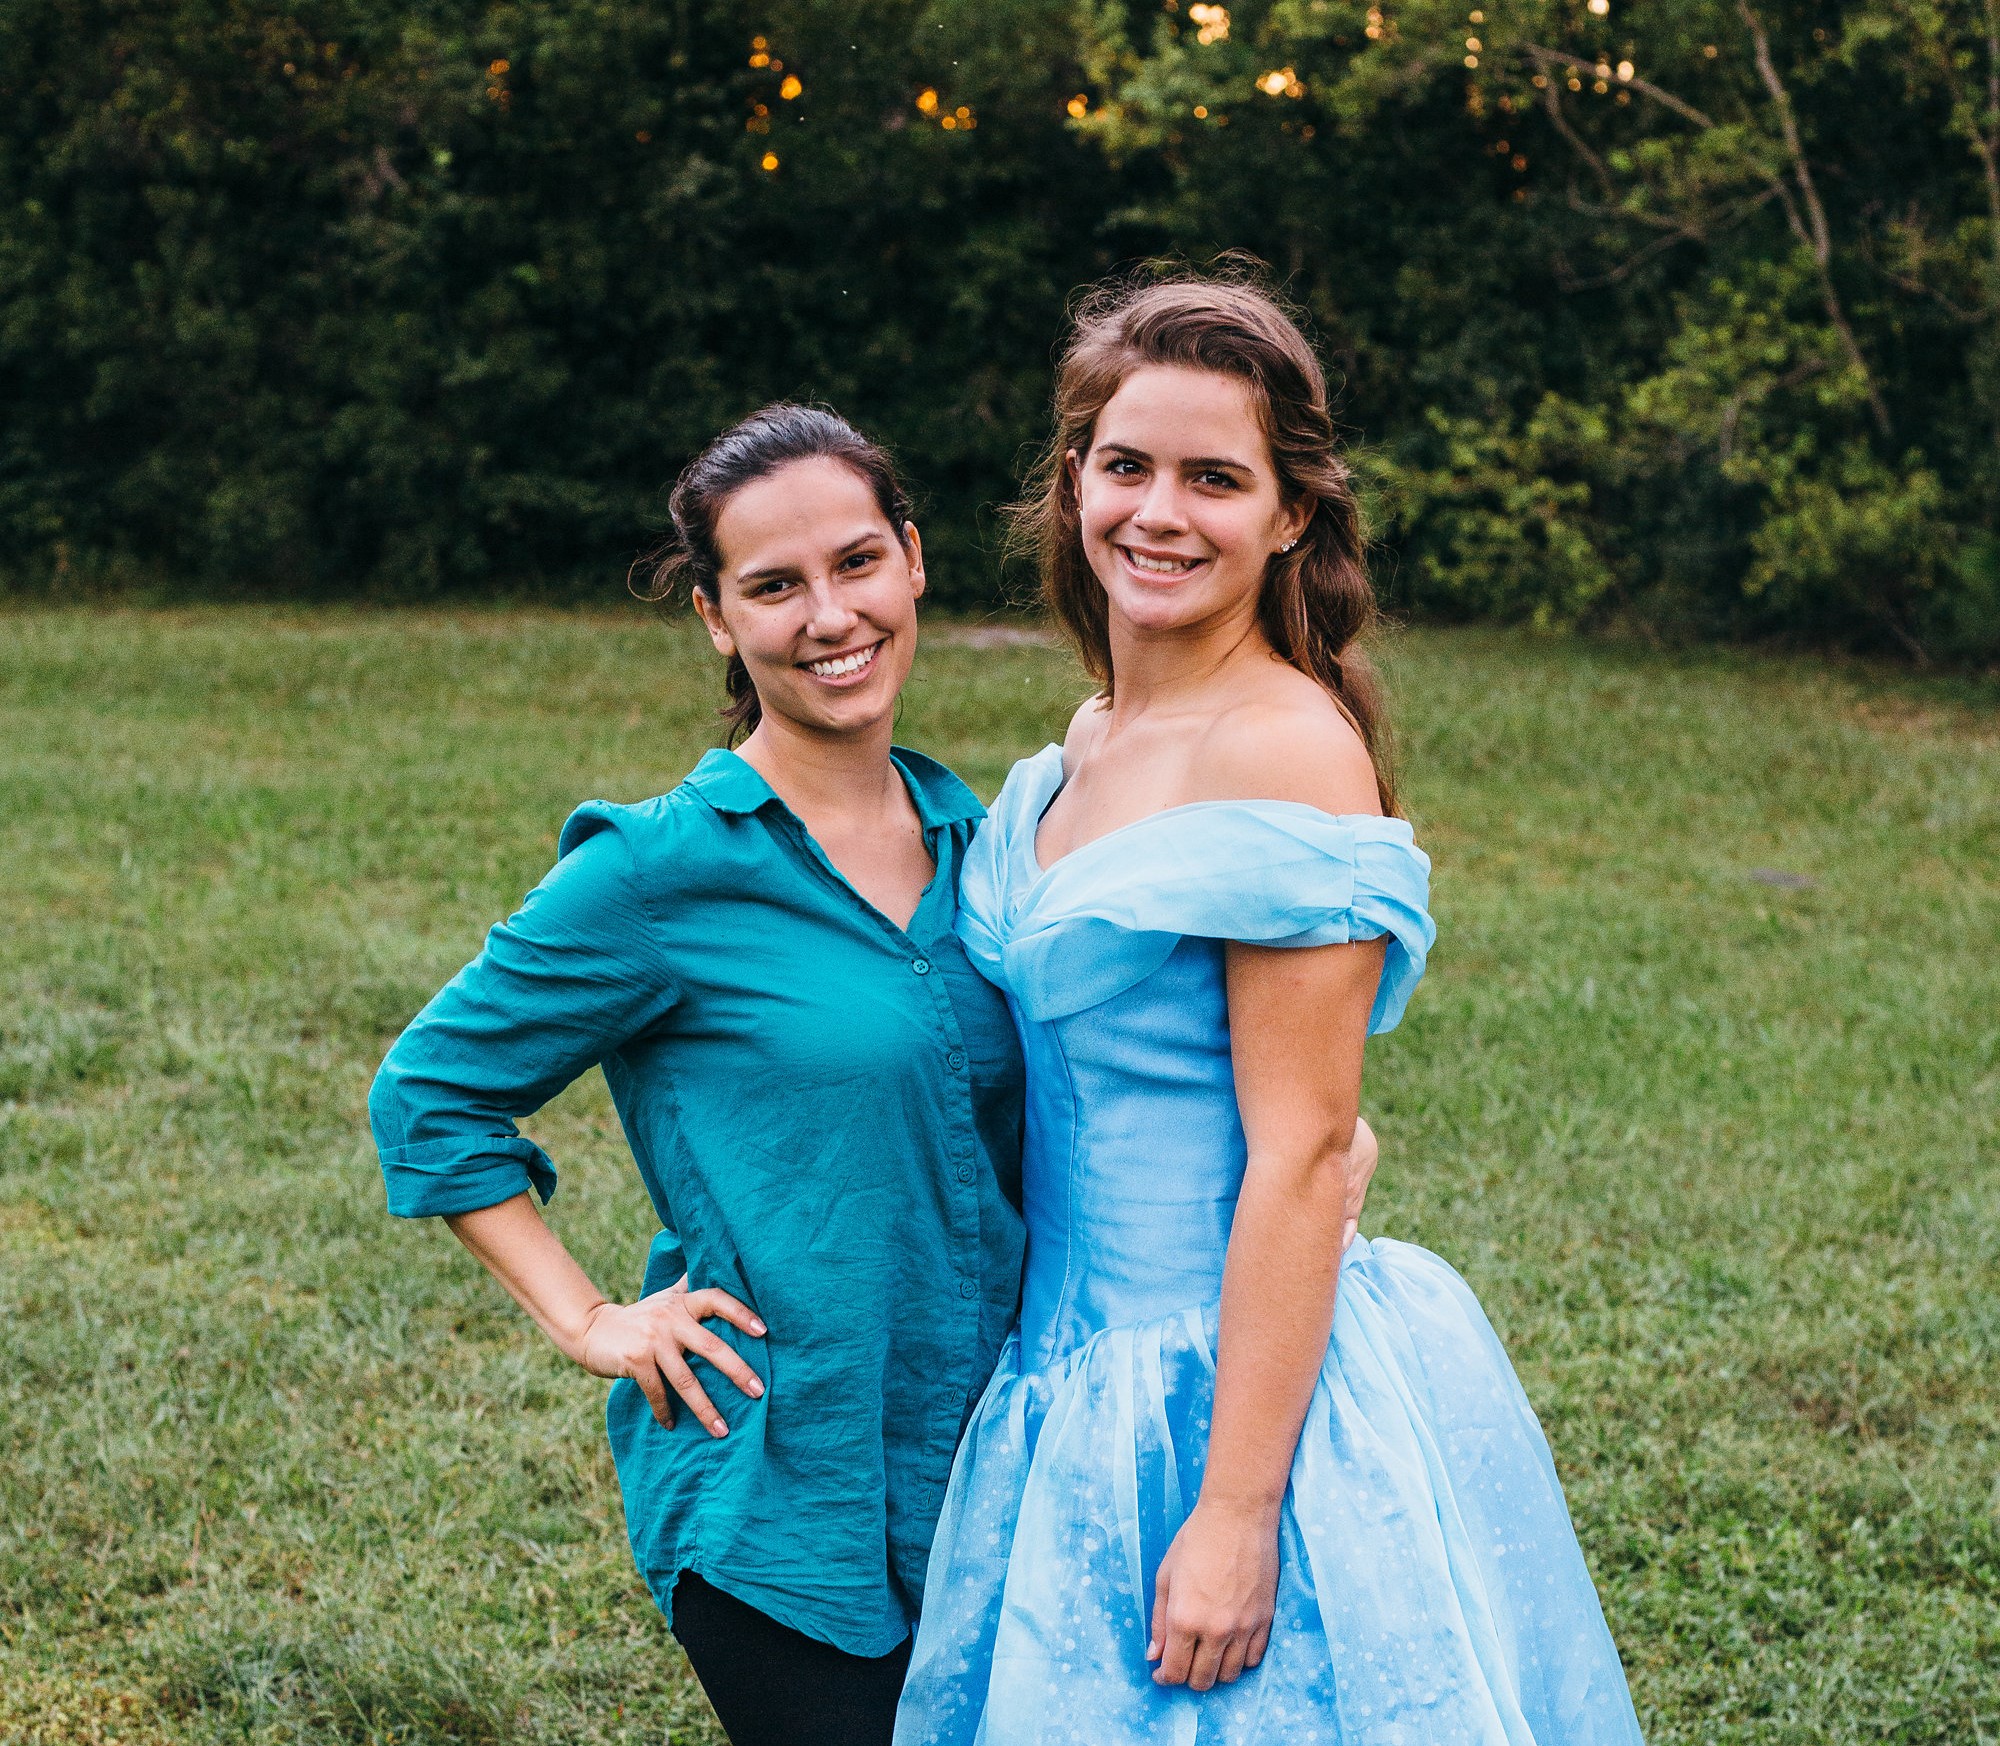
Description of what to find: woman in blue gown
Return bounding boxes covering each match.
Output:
[895,276,1645,1744]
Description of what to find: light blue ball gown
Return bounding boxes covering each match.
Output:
[895,746,1644,1745]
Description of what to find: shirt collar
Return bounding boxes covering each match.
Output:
[683,746,985,831]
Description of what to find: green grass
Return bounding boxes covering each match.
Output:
[1,606,1996,1745]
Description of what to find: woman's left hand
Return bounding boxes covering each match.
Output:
[1146,1498,1280,1690]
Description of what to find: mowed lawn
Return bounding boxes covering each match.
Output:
[1,607,1995,1746]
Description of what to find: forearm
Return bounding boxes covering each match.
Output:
[445,1192,610,1366]
[1202,1135,1353,1515]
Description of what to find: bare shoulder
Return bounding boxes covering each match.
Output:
[1190,664,1383,817]
[1060,692,1112,767]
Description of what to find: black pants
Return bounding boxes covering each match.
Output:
[670,1570,912,1746]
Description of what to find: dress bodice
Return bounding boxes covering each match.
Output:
[957,745,1435,1367]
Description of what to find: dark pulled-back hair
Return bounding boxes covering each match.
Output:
[631,403,914,743]
[1009,265,1396,814]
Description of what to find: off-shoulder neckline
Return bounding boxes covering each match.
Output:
[1012,743,1401,881]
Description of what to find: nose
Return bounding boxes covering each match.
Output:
[1131,472,1189,536]
[802,574,860,643]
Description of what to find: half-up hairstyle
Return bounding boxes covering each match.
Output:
[631,404,915,744]
[1010,268,1396,813]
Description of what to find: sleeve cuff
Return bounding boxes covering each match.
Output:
[638,1228,689,1297]
[379,1135,559,1218]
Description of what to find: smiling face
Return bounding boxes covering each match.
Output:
[1069,364,1307,639]
[694,456,925,741]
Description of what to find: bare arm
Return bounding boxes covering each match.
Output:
[1147,934,1386,1689]
[446,1193,765,1436]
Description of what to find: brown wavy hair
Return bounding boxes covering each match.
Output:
[1010,268,1395,813]
[630,403,914,744]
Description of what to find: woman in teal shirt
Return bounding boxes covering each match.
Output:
[368,406,1025,1745]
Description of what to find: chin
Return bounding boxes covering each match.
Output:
[1103,579,1233,636]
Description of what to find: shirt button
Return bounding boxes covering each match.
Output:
[946,1049,966,1071]
[955,1163,975,1185]
[958,1279,978,1300]
[912,957,931,975]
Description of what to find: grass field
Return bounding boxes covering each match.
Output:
[1,606,1996,1746]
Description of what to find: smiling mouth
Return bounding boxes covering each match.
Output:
[802,639,884,679]
[1118,546,1205,576]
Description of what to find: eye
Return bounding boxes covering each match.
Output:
[747,576,794,597]
[1194,469,1240,490]
[1102,456,1143,477]
[839,547,883,572]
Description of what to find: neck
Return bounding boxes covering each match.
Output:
[734,708,902,822]
[1101,594,1274,725]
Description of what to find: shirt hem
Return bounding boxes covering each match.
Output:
[647,1556,915,1661]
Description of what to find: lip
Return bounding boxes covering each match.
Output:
[798,637,887,686]
[1114,543,1210,585]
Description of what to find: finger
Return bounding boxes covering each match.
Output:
[1216,1634,1249,1686]
[632,1364,675,1429]
[686,1289,766,1338]
[1186,1632,1226,1693]
[1341,1217,1359,1253]
[1246,1623,1271,1668]
[1152,1621,1196,1687]
[1347,1154,1376,1215]
[660,1355,728,1437]
[683,1327,764,1400]
[1147,1568,1171,1662]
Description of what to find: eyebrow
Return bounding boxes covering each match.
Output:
[1094,440,1255,474]
[733,528,890,587]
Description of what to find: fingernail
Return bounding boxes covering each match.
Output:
[711,1420,727,1436]
[749,1381,764,1397]
[750,1320,766,1335]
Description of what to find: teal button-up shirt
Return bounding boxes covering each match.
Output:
[369,748,1026,1655]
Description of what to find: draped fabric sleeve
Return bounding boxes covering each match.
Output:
[368,803,683,1222]
[983,798,1434,1032]
[954,807,1013,990]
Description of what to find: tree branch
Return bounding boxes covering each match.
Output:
[1533,66,1616,200]
[1556,185,1785,291]
[1719,356,1828,459]
[1519,44,1714,129]
[1736,0,1891,437]
[1554,224,1707,291]
[1983,0,2000,294]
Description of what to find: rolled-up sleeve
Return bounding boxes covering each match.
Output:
[369,814,678,1218]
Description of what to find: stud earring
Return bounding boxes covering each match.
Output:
[1279,538,1300,553]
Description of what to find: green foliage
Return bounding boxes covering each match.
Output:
[1367,397,1618,628]
[0,0,1120,605]
[2,608,1996,1743]
[0,0,1996,655]
[1078,0,2000,658]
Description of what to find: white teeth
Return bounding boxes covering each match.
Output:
[1124,549,1199,574]
[806,643,880,678]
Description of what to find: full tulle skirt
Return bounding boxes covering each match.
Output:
[895,1236,1645,1745]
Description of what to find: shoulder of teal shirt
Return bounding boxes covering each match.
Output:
[370,784,700,1221]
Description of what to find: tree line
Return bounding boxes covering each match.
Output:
[3,0,1995,659]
